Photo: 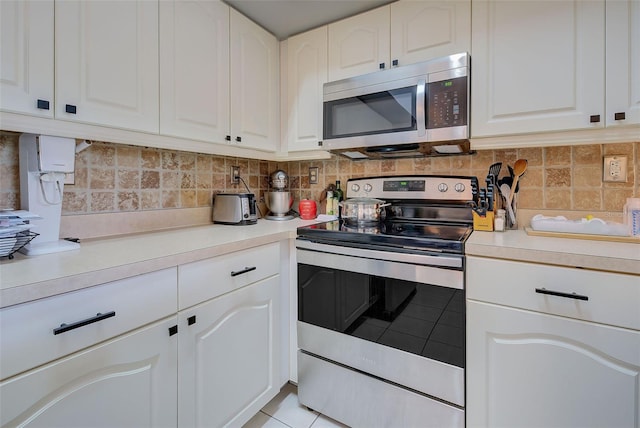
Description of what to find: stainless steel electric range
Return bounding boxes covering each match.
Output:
[296,175,478,428]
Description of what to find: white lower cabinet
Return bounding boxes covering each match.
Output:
[0,242,287,428]
[0,316,178,427]
[178,275,281,427]
[466,256,640,428]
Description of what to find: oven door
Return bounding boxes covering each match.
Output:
[323,76,426,149]
[296,241,465,407]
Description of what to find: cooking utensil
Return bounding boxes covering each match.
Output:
[500,184,517,226]
[507,159,527,206]
[488,162,502,186]
[339,197,390,224]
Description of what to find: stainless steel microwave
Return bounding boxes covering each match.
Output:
[322,53,469,158]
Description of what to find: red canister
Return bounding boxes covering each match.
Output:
[299,199,317,220]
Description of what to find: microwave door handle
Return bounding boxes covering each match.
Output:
[416,79,426,136]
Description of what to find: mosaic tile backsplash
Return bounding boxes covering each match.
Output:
[1,131,638,216]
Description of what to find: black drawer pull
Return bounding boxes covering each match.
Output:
[589,114,600,123]
[235,136,242,142]
[230,266,256,277]
[379,62,385,69]
[392,59,398,66]
[65,104,77,114]
[535,288,588,301]
[53,311,116,335]
[37,99,50,110]
[614,112,626,120]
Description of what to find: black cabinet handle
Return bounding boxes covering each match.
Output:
[392,59,398,66]
[379,62,385,69]
[37,99,50,110]
[614,112,626,120]
[65,104,77,114]
[230,266,256,277]
[318,141,323,147]
[235,136,242,142]
[53,311,116,335]
[225,135,231,141]
[187,315,196,325]
[535,288,588,301]
[169,325,178,336]
[589,114,600,123]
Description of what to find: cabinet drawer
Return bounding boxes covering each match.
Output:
[0,268,177,380]
[466,256,640,330]
[178,242,280,310]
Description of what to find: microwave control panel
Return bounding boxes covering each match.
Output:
[427,76,467,129]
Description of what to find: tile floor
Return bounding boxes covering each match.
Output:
[243,383,348,428]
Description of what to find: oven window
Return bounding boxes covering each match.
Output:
[298,263,465,368]
[323,86,416,139]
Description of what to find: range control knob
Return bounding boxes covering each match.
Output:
[454,183,466,192]
[437,183,449,192]
[363,183,373,193]
[351,184,360,192]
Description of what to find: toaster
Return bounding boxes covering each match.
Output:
[213,193,258,225]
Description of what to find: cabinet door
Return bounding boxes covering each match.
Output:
[0,317,178,428]
[467,300,640,428]
[55,0,159,133]
[286,26,328,152]
[0,0,53,118]
[390,0,470,67]
[471,0,605,137]
[159,0,230,143]
[230,9,279,152]
[606,0,640,127]
[178,276,281,428]
[327,5,391,81]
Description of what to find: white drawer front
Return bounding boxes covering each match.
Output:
[0,268,177,380]
[466,256,640,330]
[178,242,280,310]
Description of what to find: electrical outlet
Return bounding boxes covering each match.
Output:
[231,166,240,184]
[603,155,628,182]
[64,172,75,185]
[309,167,319,184]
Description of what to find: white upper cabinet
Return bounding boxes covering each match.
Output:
[328,5,391,81]
[0,0,54,118]
[327,1,471,82]
[287,26,328,152]
[471,0,609,138]
[390,0,470,67]
[55,0,159,133]
[606,0,640,127]
[230,9,279,152]
[159,0,230,143]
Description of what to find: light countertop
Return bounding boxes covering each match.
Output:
[466,229,640,275]
[0,219,317,308]
[3,222,638,309]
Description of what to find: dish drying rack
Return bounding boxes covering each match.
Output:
[0,231,39,259]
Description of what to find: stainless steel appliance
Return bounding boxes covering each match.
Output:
[296,175,477,427]
[265,170,294,221]
[322,53,470,160]
[212,193,257,225]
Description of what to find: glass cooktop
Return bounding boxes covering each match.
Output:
[297,219,472,254]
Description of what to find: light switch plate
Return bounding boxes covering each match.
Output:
[603,155,628,182]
